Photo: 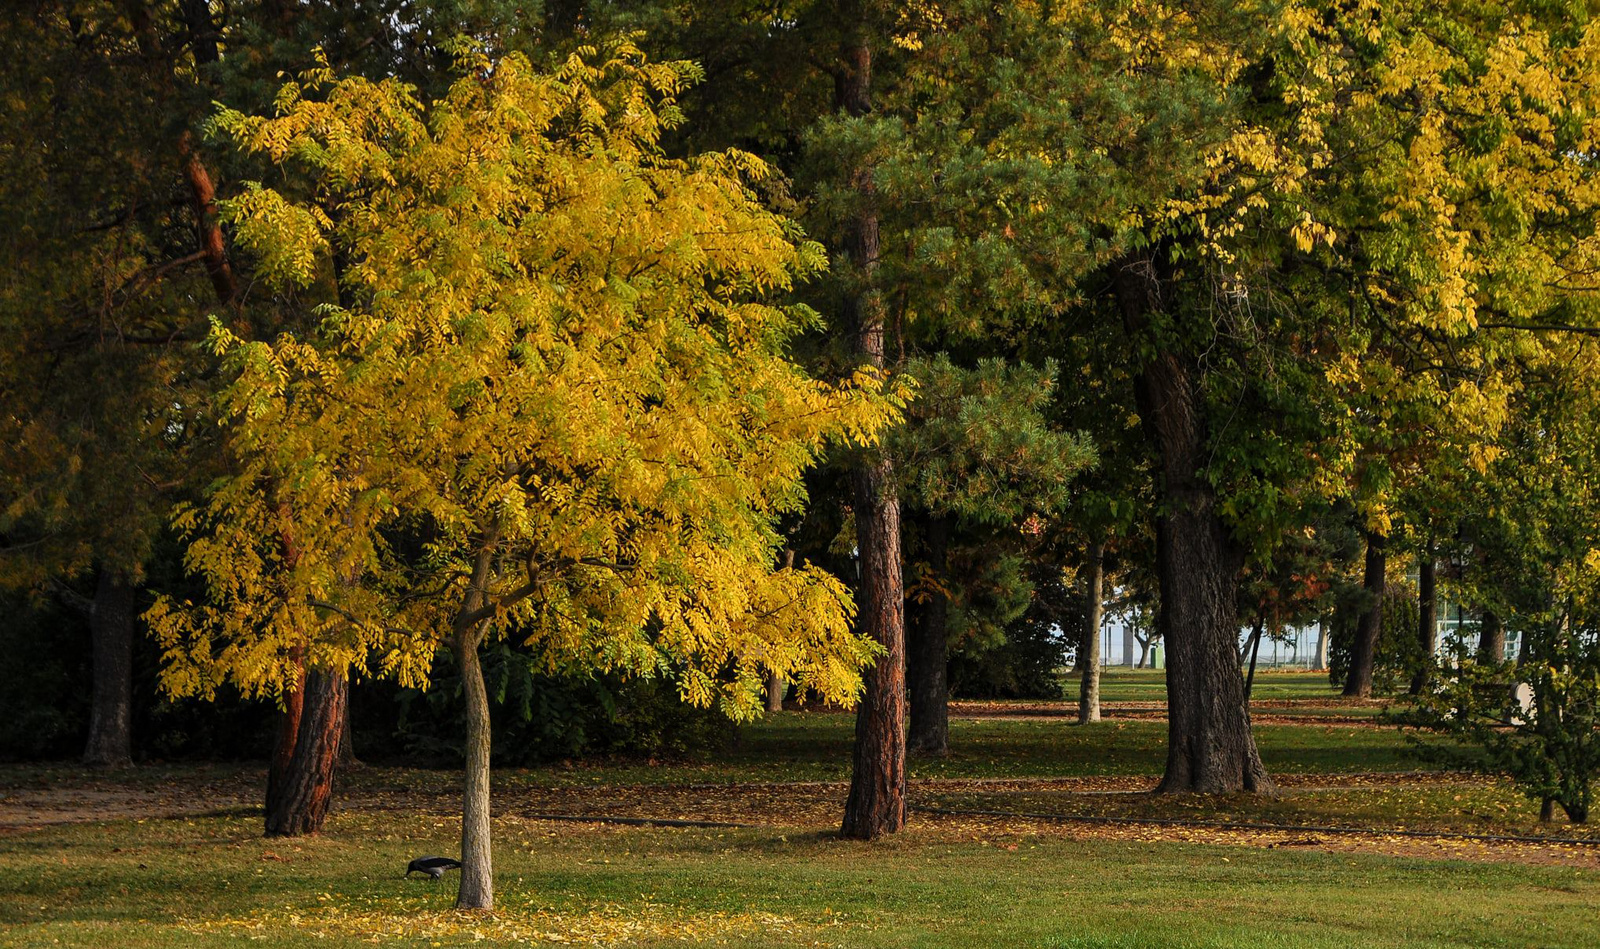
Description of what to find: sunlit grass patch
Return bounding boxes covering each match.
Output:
[181,894,838,946]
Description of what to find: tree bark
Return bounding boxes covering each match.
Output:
[838,21,907,840]
[1410,551,1437,695]
[336,685,360,768]
[1244,616,1264,706]
[83,568,136,768]
[1314,616,1331,670]
[264,647,305,820]
[264,668,346,836]
[1477,611,1506,664]
[454,624,494,909]
[907,515,950,756]
[1344,532,1387,697]
[1078,542,1105,724]
[1114,254,1273,795]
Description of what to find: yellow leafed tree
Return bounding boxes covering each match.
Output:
[147,45,902,910]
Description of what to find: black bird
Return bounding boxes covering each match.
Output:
[405,855,463,879]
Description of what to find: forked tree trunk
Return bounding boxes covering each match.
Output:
[1410,552,1437,695]
[1115,254,1273,795]
[907,516,950,756]
[264,668,346,836]
[455,625,494,909]
[1078,543,1104,724]
[83,568,135,768]
[838,23,907,841]
[1344,532,1387,697]
[1477,611,1506,663]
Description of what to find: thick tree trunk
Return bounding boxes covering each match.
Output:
[454,626,494,909]
[1410,552,1437,695]
[1115,254,1273,795]
[838,24,907,841]
[83,568,135,768]
[1078,543,1104,724]
[264,647,305,820]
[1477,611,1506,663]
[1344,532,1387,697]
[264,669,346,836]
[907,516,950,756]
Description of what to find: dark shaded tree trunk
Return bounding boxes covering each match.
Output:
[1344,532,1387,698]
[1244,615,1264,706]
[1078,542,1104,724]
[1114,255,1273,795]
[337,685,360,768]
[83,568,135,768]
[1477,611,1506,663]
[264,669,346,837]
[1410,551,1437,695]
[264,648,305,821]
[907,515,950,756]
[838,22,907,840]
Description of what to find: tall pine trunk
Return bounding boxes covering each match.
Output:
[83,567,135,768]
[1115,255,1273,795]
[454,625,494,909]
[264,669,346,836]
[1078,543,1104,724]
[838,21,907,840]
[1410,551,1437,695]
[1344,532,1387,697]
[907,515,950,756]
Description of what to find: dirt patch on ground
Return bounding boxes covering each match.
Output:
[948,699,1390,727]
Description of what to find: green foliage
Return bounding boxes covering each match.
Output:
[1328,584,1422,696]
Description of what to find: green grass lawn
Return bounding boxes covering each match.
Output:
[1092,669,1348,704]
[1,704,1586,948]
[4,809,1600,948]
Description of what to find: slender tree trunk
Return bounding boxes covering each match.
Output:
[1115,254,1273,795]
[1314,616,1331,671]
[768,551,796,714]
[838,22,907,840]
[264,669,346,836]
[1078,543,1104,724]
[907,516,950,756]
[1477,611,1506,663]
[83,568,135,768]
[1124,623,1136,668]
[1244,616,1264,706]
[1410,551,1437,695]
[1344,532,1387,697]
[454,625,494,909]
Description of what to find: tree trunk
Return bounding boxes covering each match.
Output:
[1115,254,1273,795]
[1244,616,1264,706]
[264,647,305,820]
[765,669,786,714]
[1477,611,1506,664]
[1410,551,1437,695]
[83,568,135,768]
[1078,542,1104,724]
[336,685,360,768]
[1314,616,1331,671]
[264,668,346,836]
[907,515,950,756]
[838,23,907,841]
[454,626,494,909]
[1344,532,1387,698]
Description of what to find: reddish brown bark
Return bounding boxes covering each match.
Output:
[264,668,346,836]
[838,23,907,840]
